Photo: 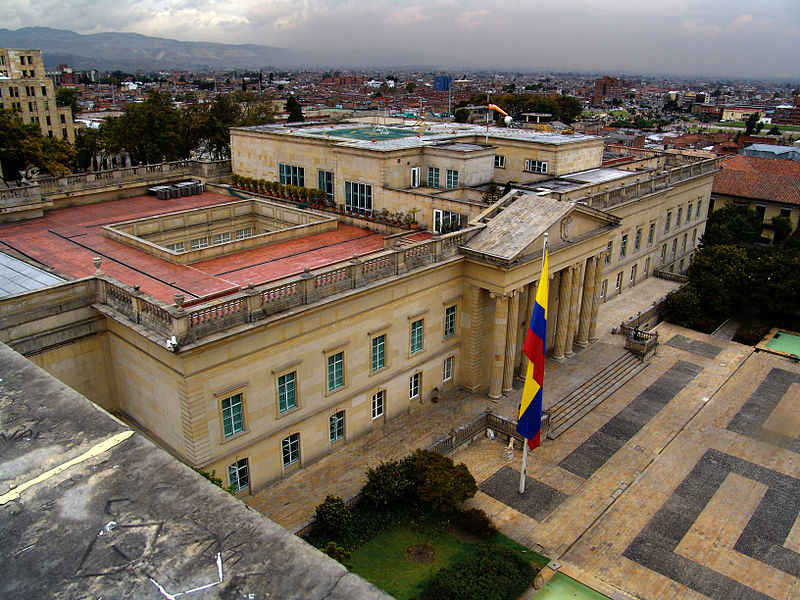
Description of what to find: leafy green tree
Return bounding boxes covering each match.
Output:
[361,458,414,507]
[744,112,760,135]
[556,95,583,124]
[701,203,762,247]
[454,107,470,123]
[407,449,477,512]
[314,495,353,540]
[286,96,304,122]
[771,215,793,245]
[55,87,80,117]
[768,125,781,136]
[665,284,703,328]
[687,245,749,318]
[749,248,800,327]
[0,108,75,183]
[480,181,502,204]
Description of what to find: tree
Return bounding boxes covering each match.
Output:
[0,108,75,183]
[407,450,477,512]
[480,181,502,204]
[55,87,80,117]
[744,112,760,135]
[556,95,583,125]
[771,215,793,245]
[454,107,470,123]
[686,245,749,318]
[701,203,762,247]
[286,96,304,123]
[405,81,417,93]
[768,125,781,136]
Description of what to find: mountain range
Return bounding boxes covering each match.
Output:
[0,27,450,72]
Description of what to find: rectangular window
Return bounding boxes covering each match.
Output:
[672,238,677,257]
[409,373,421,400]
[665,211,672,232]
[228,458,249,491]
[167,242,185,253]
[433,209,461,234]
[235,227,252,240]
[780,208,791,219]
[444,305,457,338]
[446,169,459,189]
[41,85,47,97]
[410,166,421,188]
[60,113,66,123]
[329,411,345,442]
[494,155,505,168]
[344,181,372,214]
[524,159,548,173]
[278,371,296,413]
[443,356,454,382]
[605,241,612,265]
[410,319,423,354]
[648,222,656,245]
[682,233,688,252]
[318,170,334,203]
[661,244,667,263]
[221,393,244,437]
[620,234,628,258]
[644,257,650,275]
[615,272,623,291]
[278,163,304,187]
[600,279,607,299]
[371,334,386,372]
[427,166,439,188]
[282,433,300,466]
[692,228,697,247]
[190,236,209,250]
[688,203,693,220]
[372,390,385,420]
[696,200,702,219]
[630,264,637,283]
[45,115,51,126]
[327,352,344,391]
[213,232,231,245]
[634,228,642,251]
[755,205,766,221]
[677,207,683,227]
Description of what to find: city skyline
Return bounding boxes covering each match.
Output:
[2,0,799,79]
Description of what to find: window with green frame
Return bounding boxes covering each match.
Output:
[327,351,344,391]
[329,410,345,442]
[228,458,249,491]
[446,169,458,189]
[427,166,439,188]
[371,334,386,372]
[282,433,299,466]
[410,319,423,353]
[444,305,456,338]
[278,371,296,413]
[221,393,243,437]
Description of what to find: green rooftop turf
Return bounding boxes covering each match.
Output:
[325,126,427,140]
[765,331,800,356]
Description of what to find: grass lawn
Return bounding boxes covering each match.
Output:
[349,525,548,600]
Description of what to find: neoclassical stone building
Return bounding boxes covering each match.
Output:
[0,126,716,495]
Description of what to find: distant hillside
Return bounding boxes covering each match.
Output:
[0,27,448,72]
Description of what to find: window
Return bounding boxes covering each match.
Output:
[671,238,678,257]
[327,352,344,391]
[278,163,304,187]
[318,170,334,203]
[344,181,372,213]
[648,222,656,245]
[644,257,650,275]
[688,203,693,220]
[630,264,637,283]
[221,393,244,437]
[41,85,47,97]
[494,155,505,168]
[446,169,459,189]
[329,411,345,442]
[665,211,672,232]
[213,232,231,245]
[755,205,766,221]
[443,356,454,382]
[167,242,185,253]
[620,234,628,258]
[282,433,300,466]
[371,390,385,419]
[682,233,688,252]
[235,227,252,240]
[444,305,457,338]
[278,371,296,413]
[228,458,249,491]
[25,85,34,96]
[45,115,51,126]
[410,166,421,188]
[433,209,461,234]
[696,200,702,219]
[600,279,607,298]
[677,207,683,227]
[524,159,548,173]
[661,244,667,263]
[28,101,35,112]
[692,228,697,247]
[615,272,623,291]
[371,334,386,372]
[60,113,66,123]
[634,228,642,251]
[409,373,421,400]
[410,319,423,354]
[427,166,439,188]
[190,236,209,250]
[780,208,791,219]
[605,241,612,265]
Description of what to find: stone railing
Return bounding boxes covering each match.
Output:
[654,269,689,283]
[90,227,480,346]
[623,329,659,360]
[0,184,44,206]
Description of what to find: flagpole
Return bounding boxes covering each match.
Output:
[520,232,548,494]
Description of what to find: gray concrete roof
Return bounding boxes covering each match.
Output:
[0,342,391,600]
[0,252,64,298]
[563,168,632,184]
[462,194,571,261]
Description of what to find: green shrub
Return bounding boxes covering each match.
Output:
[454,508,496,540]
[314,495,353,540]
[408,450,477,513]
[361,458,414,508]
[419,544,535,600]
[321,541,352,569]
[733,320,772,346]
[665,285,702,328]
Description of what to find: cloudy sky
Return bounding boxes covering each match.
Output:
[4,0,800,77]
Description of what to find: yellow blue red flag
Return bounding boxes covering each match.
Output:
[517,249,548,450]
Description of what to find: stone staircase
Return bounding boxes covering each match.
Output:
[545,351,649,439]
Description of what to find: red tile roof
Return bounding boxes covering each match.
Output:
[712,155,800,205]
[0,192,385,303]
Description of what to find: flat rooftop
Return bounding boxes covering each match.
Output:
[0,191,385,303]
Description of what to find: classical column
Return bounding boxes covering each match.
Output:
[575,255,598,347]
[488,293,508,399]
[552,268,573,361]
[588,255,605,342]
[564,262,583,356]
[502,290,520,392]
[464,285,487,392]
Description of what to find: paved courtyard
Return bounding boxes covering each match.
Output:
[247,276,800,599]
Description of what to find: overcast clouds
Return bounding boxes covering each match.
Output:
[3,0,800,77]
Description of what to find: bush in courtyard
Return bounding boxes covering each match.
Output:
[419,544,535,600]
[407,450,477,513]
[665,284,702,329]
[321,541,352,569]
[314,495,353,540]
[733,319,772,346]
[454,508,496,540]
[361,457,414,508]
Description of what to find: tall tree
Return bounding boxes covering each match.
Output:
[0,109,75,183]
[701,203,762,247]
[286,96,304,123]
[55,87,80,117]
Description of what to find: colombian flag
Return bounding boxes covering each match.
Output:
[517,249,548,450]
